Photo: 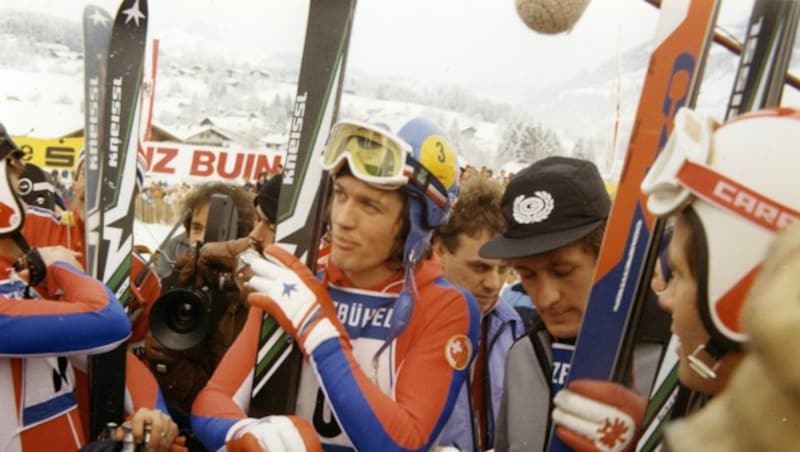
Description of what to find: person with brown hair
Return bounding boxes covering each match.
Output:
[178,182,256,247]
[152,182,256,280]
[142,181,256,450]
[433,176,524,451]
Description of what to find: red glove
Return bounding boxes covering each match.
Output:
[241,245,347,356]
[225,416,322,452]
[552,379,646,452]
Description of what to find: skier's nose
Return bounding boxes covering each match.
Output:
[332,198,357,230]
[532,275,560,310]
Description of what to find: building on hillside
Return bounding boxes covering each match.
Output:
[62,122,184,144]
[262,133,287,153]
[179,118,239,146]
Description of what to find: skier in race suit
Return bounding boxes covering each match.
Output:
[191,117,481,451]
[551,107,800,451]
[0,126,181,451]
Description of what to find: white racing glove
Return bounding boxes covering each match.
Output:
[552,380,646,452]
[240,245,347,356]
[225,416,321,452]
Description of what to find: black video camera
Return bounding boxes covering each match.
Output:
[149,193,239,351]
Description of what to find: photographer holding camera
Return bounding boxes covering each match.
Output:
[143,178,280,449]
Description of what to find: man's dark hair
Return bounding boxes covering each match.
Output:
[677,206,708,306]
[181,182,255,238]
[387,200,410,269]
[577,220,607,258]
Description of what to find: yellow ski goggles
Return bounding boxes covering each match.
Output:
[321,120,411,187]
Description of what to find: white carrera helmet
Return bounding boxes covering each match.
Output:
[642,107,800,350]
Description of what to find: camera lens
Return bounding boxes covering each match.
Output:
[150,288,213,350]
[168,302,198,333]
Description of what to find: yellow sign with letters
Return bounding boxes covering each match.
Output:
[12,137,83,171]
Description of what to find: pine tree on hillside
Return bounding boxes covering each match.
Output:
[498,121,564,165]
[498,121,520,164]
[572,137,595,163]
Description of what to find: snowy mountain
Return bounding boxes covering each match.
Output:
[0,10,513,167]
[3,7,800,177]
[523,24,800,178]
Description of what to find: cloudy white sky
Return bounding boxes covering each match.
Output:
[2,0,755,99]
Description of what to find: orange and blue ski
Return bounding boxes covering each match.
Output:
[547,0,719,450]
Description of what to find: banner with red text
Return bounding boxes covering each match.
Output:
[12,136,284,184]
[142,142,284,183]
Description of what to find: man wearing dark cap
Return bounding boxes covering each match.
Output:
[249,172,282,251]
[481,156,612,451]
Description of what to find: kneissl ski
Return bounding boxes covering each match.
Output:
[635,1,800,449]
[83,3,112,279]
[546,0,719,450]
[83,3,114,440]
[248,0,357,416]
[85,0,149,439]
[93,0,148,304]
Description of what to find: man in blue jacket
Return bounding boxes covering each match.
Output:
[433,175,525,451]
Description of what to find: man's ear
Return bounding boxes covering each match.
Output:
[431,238,446,258]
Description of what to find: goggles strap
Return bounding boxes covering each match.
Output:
[403,159,448,209]
[676,160,800,233]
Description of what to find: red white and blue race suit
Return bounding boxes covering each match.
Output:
[0,254,132,451]
[13,206,169,447]
[192,258,481,451]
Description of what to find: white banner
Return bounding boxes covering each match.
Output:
[142,142,284,184]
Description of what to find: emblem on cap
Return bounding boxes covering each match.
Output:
[513,191,554,224]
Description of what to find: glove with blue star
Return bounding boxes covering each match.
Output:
[241,244,347,356]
